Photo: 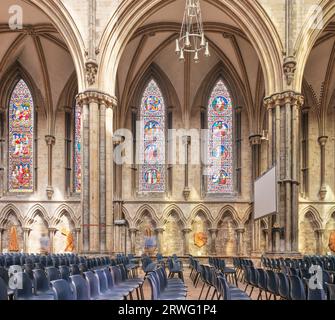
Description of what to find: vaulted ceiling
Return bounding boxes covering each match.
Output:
[116,0,265,132]
[0,0,75,118]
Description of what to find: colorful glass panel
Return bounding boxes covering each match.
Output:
[8,79,34,192]
[207,79,233,193]
[139,79,165,192]
[74,104,82,193]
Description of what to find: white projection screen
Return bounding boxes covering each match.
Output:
[254,166,277,220]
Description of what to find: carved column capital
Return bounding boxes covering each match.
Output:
[249,134,262,146]
[155,227,165,234]
[45,135,55,146]
[128,228,138,234]
[318,136,328,147]
[76,91,118,109]
[85,60,98,86]
[283,56,297,86]
[182,228,192,234]
[236,228,245,234]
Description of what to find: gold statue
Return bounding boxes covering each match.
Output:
[61,228,75,252]
[9,226,19,252]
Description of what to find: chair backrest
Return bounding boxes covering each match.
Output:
[51,279,75,300]
[70,275,90,300]
[95,269,109,293]
[14,272,33,299]
[307,287,327,300]
[266,270,279,295]
[110,266,122,285]
[146,274,159,300]
[46,266,61,282]
[70,264,80,275]
[0,266,9,285]
[33,269,50,294]
[83,271,100,299]
[277,272,290,299]
[325,283,335,300]
[217,276,231,300]
[257,269,267,291]
[0,277,8,301]
[289,275,306,300]
[59,266,71,281]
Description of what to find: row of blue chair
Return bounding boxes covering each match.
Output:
[146,266,187,300]
[243,265,335,300]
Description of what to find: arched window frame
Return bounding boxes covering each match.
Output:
[137,78,167,195]
[200,76,242,198]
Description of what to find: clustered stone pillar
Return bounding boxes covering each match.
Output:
[45,135,55,200]
[0,228,3,252]
[129,228,137,254]
[74,228,81,253]
[23,228,30,253]
[264,92,304,254]
[209,228,218,256]
[182,228,192,255]
[48,228,56,254]
[77,91,117,254]
[315,229,325,255]
[249,134,262,255]
[183,136,191,201]
[236,228,245,256]
[318,136,328,200]
[155,228,164,254]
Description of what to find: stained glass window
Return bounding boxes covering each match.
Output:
[207,79,233,194]
[74,104,82,193]
[8,79,34,192]
[139,79,165,192]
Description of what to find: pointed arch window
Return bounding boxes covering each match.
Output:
[207,79,234,194]
[139,79,166,193]
[8,79,34,192]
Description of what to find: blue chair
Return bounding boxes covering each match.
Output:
[0,277,8,301]
[14,272,53,300]
[103,268,132,299]
[217,276,251,300]
[70,264,80,275]
[325,283,335,300]
[50,279,75,300]
[277,272,290,300]
[45,266,61,282]
[59,265,71,282]
[93,269,124,300]
[32,269,54,297]
[289,275,306,300]
[266,270,279,300]
[307,287,327,300]
[257,269,268,300]
[70,275,90,300]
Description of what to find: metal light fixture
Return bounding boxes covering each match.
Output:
[175,0,210,63]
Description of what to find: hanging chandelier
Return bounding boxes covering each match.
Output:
[175,0,210,63]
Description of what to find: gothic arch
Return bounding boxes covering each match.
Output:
[325,206,335,226]
[122,63,181,127]
[100,0,283,96]
[25,204,50,227]
[51,204,79,229]
[134,204,159,227]
[241,206,253,225]
[162,205,187,228]
[215,205,240,228]
[300,206,323,230]
[56,72,78,112]
[0,204,23,227]
[188,204,214,228]
[25,0,86,91]
[0,62,44,115]
[294,0,335,91]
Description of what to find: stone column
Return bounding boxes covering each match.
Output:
[129,228,137,254]
[0,111,4,197]
[77,92,117,254]
[236,228,245,256]
[99,103,107,253]
[155,228,164,254]
[48,228,56,253]
[74,228,81,253]
[45,135,55,199]
[0,228,3,252]
[315,229,325,255]
[249,134,262,254]
[23,228,31,253]
[105,106,114,253]
[209,228,218,256]
[264,92,304,254]
[183,136,191,201]
[318,137,328,200]
[182,228,192,255]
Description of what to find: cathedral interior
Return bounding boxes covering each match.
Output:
[1,0,335,302]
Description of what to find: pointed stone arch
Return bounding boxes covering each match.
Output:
[0,204,23,228]
[300,206,323,230]
[162,205,187,229]
[100,0,283,97]
[25,204,50,228]
[215,205,241,228]
[51,204,79,229]
[134,204,159,228]
[188,204,214,228]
